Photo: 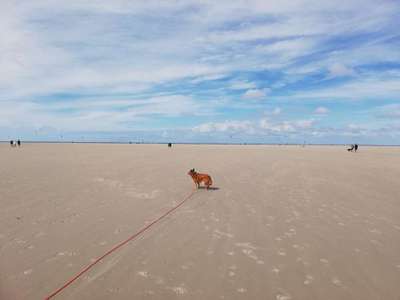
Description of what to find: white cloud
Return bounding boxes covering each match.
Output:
[194,117,317,135]
[243,89,269,100]
[193,120,253,133]
[291,76,400,100]
[229,80,257,90]
[328,63,355,77]
[272,108,282,115]
[2,0,397,102]
[0,95,217,132]
[376,104,400,119]
[295,119,315,129]
[264,107,282,116]
[314,106,329,114]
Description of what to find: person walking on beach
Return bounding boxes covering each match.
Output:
[10,140,14,147]
[17,139,21,147]
[354,144,358,152]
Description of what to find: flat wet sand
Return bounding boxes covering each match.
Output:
[1,144,400,299]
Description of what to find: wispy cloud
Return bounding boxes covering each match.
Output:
[314,107,329,114]
[242,89,269,100]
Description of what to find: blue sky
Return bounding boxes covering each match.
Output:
[1,0,400,144]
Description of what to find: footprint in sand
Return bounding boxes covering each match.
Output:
[370,239,383,246]
[145,290,155,295]
[137,271,149,278]
[235,242,257,250]
[87,256,120,282]
[271,267,280,274]
[23,269,33,275]
[278,250,286,256]
[171,286,187,295]
[242,249,259,260]
[213,229,234,239]
[284,231,295,238]
[319,258,329,264]
[331,277,343,286]
[292,210,300,218]
[15,238,27,245]
[34,231,46,238]
[304,275,314,285]
[276,293,292,300]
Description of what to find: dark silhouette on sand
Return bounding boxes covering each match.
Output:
[347,144,359,152]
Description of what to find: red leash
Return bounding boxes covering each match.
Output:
[44,189,196,299]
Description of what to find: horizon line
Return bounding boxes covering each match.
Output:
[2,141,400,147]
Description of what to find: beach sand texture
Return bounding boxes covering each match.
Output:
[1,144,400,300]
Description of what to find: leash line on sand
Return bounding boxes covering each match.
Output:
[44,189,196,300]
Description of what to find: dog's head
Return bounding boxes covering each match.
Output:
[188,168,196,175]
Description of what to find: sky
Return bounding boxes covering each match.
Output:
[1,0,400,144]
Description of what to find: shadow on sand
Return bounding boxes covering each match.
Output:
[197,186,220,191]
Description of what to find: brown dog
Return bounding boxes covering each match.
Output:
[188,168,213,189]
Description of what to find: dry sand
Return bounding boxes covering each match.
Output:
[1,143,400,300]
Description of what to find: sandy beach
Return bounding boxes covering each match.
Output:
[1,143,400,300]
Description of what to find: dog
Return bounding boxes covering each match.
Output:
[188,168,213,189]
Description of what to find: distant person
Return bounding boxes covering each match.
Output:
[354,144,358,152]
[10,140,14,147]
[168,143,172,148]
[347,144,354,152]
[17,139,21,147]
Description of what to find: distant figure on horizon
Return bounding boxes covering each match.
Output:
[17,140,21,147]
[168,143,172,148]
[354,144,358,152]
[10,140,14,147]
[347,144,354,152]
